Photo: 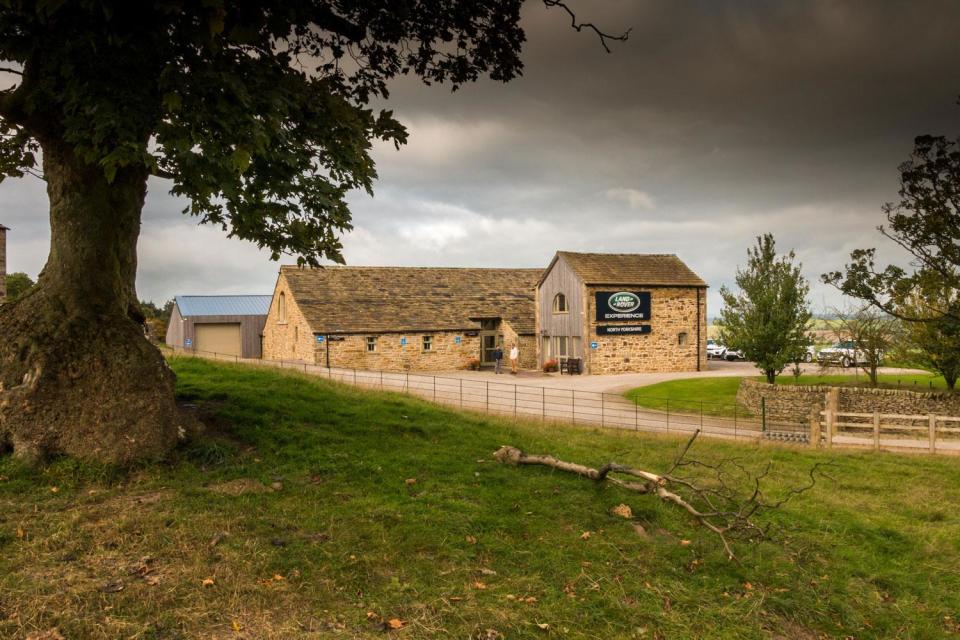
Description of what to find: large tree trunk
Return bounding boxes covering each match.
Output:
[0,142,183,464]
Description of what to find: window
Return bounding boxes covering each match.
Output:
[366,337,377,352]
[553,293,568,313]
[542,335,551,358]
[278,292,286,323]
[294,325,299,342]
[422,335,433,351]
[554,336,569,358]
[678,332,688,346]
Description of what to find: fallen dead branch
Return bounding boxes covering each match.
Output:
[493,430,826,561]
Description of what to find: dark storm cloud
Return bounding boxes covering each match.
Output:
[1,1,958,311]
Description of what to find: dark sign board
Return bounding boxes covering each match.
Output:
[595,291,651,321]
[595,325,652,336]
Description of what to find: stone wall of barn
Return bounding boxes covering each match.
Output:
[261,274,317,363]
[314,331,481,372]
[584,286,706,374]
[500,320,537,370]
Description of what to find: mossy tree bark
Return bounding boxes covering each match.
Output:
[0,142,182,464]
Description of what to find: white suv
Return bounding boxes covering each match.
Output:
[816,341,874,368]
[706,339,727,359]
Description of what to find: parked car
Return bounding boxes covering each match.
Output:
[802,344,816,362]
[706,339,727,359]
[816,341,879,368]
[724,348,745,361]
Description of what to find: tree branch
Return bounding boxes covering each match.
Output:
[542,0,631,53]
[494,432,826,562]
[0,66,23,76]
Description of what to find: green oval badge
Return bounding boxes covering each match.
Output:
[608,292,640,313]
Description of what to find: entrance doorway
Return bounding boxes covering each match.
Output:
[478,319,503,367]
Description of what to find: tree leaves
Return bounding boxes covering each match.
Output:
[718,234,812,383]
[0,1,529,265]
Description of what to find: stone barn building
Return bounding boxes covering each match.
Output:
[262,266,541,371]
[536,252,707,374]
[166,295,272,358]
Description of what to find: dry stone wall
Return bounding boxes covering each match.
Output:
[738,378,960,424]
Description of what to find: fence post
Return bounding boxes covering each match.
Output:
[542,387,545,422]
[666,398,670,432]
[460,378,463,409]
[825,409,834,449]
[929,414,936,453]
[380,370,383,390]
[485,381,489,413]
[601,393,605,428]
[761,397,767,433]
[514,385,517,417]
[734,403,738,439]
[634,398,638,431]
[572,391,576,424]
[873,411,880,451]
[433,376,436,401]
[354,368,357,386]
[809,406,820,449]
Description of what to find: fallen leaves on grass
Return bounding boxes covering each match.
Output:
[465,535,477,544]
[404,478,417,485]
[201,577,215,587]
[472,581,487,590]
[99,580,124,593]
[579,531,592,541]
[610,503,632,519]
[26,630,65,640]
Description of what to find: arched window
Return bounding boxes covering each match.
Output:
[278,292,286,323]
[553,293,568,313]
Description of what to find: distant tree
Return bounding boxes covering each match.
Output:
[4,271,34,302]
[718,234,812,384]
[824,110,960,321]
[829,306,899,387]
[0,2,627,464]
[894,295,960,390]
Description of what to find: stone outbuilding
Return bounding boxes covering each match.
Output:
[536,252,707,374]
[165,295,272,358]
[262,266,541,371]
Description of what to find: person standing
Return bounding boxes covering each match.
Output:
[510,344,519,374]
[493,345,503,374]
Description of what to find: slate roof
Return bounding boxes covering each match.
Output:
[175,295,273,317]
[550,252,707,287]
[280,266,541,334]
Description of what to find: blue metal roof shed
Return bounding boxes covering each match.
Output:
[175,295,272,317]
[166,295,272,359]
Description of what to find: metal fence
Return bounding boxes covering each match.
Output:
[169,347,811,445]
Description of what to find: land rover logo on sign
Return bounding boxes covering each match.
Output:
[595,291,651,321]
[608,292,641,313]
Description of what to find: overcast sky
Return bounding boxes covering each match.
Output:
[2,1,959,315]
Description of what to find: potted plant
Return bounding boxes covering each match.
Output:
[543,358,559,373]
[467,357,481,371]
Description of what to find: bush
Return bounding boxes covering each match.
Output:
[543,358,559,373]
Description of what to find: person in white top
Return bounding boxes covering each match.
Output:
[509,344,519,374]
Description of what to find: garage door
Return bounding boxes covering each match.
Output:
[195,323,242,357]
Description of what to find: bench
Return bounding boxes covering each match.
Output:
[560,357,581,375]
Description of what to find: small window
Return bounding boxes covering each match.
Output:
[555,336,569,358]
[678,332,688,346]
[278,292,286,323]
[423,335,433,351]
[294,325,299,341]
[366,337,377,352]
[553,293,568,313]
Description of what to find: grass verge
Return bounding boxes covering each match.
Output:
[2,358,960,638]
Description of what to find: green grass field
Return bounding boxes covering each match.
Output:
[3,359,960,638]
[626,372,953,418]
